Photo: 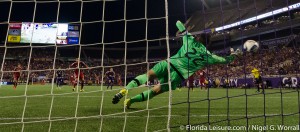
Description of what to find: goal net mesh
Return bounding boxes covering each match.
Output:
[0,0,299,131]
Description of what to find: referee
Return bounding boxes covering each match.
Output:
[251,67,263,93]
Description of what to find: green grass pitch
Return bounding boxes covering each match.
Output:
[0,84,299,131]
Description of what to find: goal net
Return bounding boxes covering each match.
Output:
[0,0,299,131]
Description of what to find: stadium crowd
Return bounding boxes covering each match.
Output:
[209,46,300,79]
[0,44,299,87]
[212,11,300,37]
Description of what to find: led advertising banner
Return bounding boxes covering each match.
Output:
[67,24,80,44]
[7,23,22,43]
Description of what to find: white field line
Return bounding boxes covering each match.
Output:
[8,96,294,99]
[0,114,289,120]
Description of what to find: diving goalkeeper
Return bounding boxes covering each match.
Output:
[112,20,239,108]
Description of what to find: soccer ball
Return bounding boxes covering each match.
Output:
[243,40,259,52]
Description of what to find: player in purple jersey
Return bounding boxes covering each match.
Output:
[105,68,115,90]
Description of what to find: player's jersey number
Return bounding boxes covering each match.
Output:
[185,48,210,66]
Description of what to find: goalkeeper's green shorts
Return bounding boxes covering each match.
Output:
[151,61,183,92]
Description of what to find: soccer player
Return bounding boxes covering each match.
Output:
[56,68,63,88]
[94,72,100,85]
[117,74,123,86]
[69,58,88,92]
[105,68,115,90]
[251,67,263,93]
[187,75,195,91]
[197,70,207,90]
[69,75,74,85]
[112,20,240,108]
[13,63,22,89]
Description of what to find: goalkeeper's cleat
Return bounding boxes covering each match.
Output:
[112,89,128,104]
[72,88,75,91]
[124,99,131,109]
[80,89,84,92]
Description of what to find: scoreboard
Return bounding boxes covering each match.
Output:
[7,22,80,45]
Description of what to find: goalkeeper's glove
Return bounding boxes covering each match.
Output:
[230,48,243,56]
[176,20,186,32]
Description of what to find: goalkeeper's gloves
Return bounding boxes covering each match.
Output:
[176,20,186,32]
[230,48,243,56]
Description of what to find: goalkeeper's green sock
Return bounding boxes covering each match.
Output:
[130,89,156,104]
[126,74,148,90]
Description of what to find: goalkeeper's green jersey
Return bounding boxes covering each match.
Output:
[170,21,235,79]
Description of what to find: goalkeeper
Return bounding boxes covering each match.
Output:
[112,20,239,108]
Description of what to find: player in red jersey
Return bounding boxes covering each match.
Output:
[94,73,100,85]
[13,63,22,89]
[196,70,207,90]
[69,58,88,92]
[117,74,123,86]
[70,75,75,85]
[187,74,195,91]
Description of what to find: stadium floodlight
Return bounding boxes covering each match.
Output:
[215,2,300,31]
